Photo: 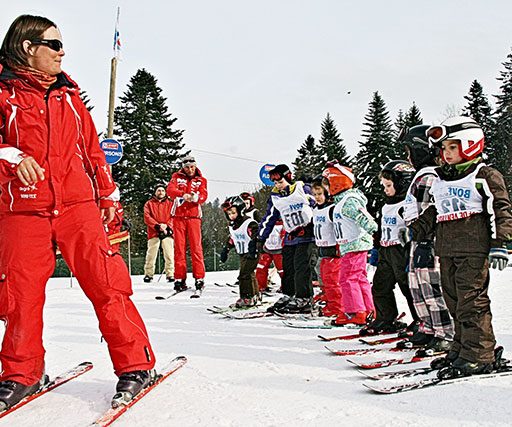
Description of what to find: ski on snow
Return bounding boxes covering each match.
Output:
[358,366,436,380]
[347,353,437,369]
[0,361,93,419]
[325,345,412,356]
[92,356,187,426]
[363,366,512,394]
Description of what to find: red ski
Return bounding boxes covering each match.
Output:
[0,361,93,419]
[92,356,187,426]
[347,354,434,369]
[358,336,405,346]
[325,345,412,356]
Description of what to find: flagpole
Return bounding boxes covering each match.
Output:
[107,7,120,139]
[107,56,117,138]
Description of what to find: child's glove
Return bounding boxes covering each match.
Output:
[489,247,509,271]
[220,247,229,263]
[413,240,435,269]
[368,248,378,266]
[248,240,257,259]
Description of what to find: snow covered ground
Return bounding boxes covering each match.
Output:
[2,268,512,427]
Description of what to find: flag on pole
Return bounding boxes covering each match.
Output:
[113,7,121,58]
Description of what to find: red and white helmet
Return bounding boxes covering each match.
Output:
[321,161,355,195]
[426,116,485,161]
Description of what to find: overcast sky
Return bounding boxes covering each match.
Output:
[3,1,512,201]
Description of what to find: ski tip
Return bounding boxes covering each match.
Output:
[324,346,336,354]
[362,383,387,393]
[318,335,328,341]
[78,361,94,368]
[155,296,166,300]
[357,369,376,379]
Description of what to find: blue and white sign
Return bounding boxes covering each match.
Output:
[100,139,123,165]
[259,164,276,186]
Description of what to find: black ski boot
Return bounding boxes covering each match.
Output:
[438,357,493,380]
[279,297,312,314]
[431,349,459,370]
[267,295,292,313]
[415,337,452,357]
[112,370,157,408]
[398,320,420,338]
[396,332,434,349]
[195,279,205,291]
[0,377,46,411]
[359,319,406,337]
[166,276,175,283]
[143,275,152,283]
[174,280,188,292]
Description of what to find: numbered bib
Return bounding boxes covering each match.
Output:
[265,223,284,251]
[272,182,313,233]
[313,204,337,247]
[229,218,255,254]
[380,202,405,246]
[432,164,484,222]
[332,195,363,244]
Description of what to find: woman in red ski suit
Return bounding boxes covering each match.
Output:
[0,15,155,406]
[166,156,207,290]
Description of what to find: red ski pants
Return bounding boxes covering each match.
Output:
[0,202,155,386]
[255,252,283,291]
[173,217,205,280]
[319,257,344,315]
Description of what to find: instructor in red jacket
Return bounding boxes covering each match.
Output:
[167,156,207,291]
[0,15,155,410]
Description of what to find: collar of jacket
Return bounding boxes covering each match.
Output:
[272,181,296,195]
[177,167,203,179]
[0,63,77,93]
[438,157,482,180]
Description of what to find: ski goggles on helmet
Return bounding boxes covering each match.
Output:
[426,122,481,145]
[31,39,64,52]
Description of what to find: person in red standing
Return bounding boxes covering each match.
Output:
[167,156,208,291]
[143,184,174,283]
[0,15,156,410]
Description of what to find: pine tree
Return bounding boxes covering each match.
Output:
[113,69,187,210]
[112,69,187,254]
[292,135,323,180]
[493,52,512,190]
[462,80,495,164]
[354,91,396,216]
[318,113,351,169]
[404,102,423,128]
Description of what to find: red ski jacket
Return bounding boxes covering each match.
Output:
[167,168,207,218]
[144,196,173,239]
[0,65,117,215]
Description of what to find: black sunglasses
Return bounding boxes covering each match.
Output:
[31,39,63,52]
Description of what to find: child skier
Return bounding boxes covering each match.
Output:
[240,192,261,222]
[321,162,376,326]
[258,164,316,314]
[362,161,420,336]
[311,179,343,317]
[220,196,260,307]
[412,116,512,376]
[396,125,454,355]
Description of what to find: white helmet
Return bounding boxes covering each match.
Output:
[427,116,484,161]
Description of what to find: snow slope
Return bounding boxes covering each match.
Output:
[2,268,512,427]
